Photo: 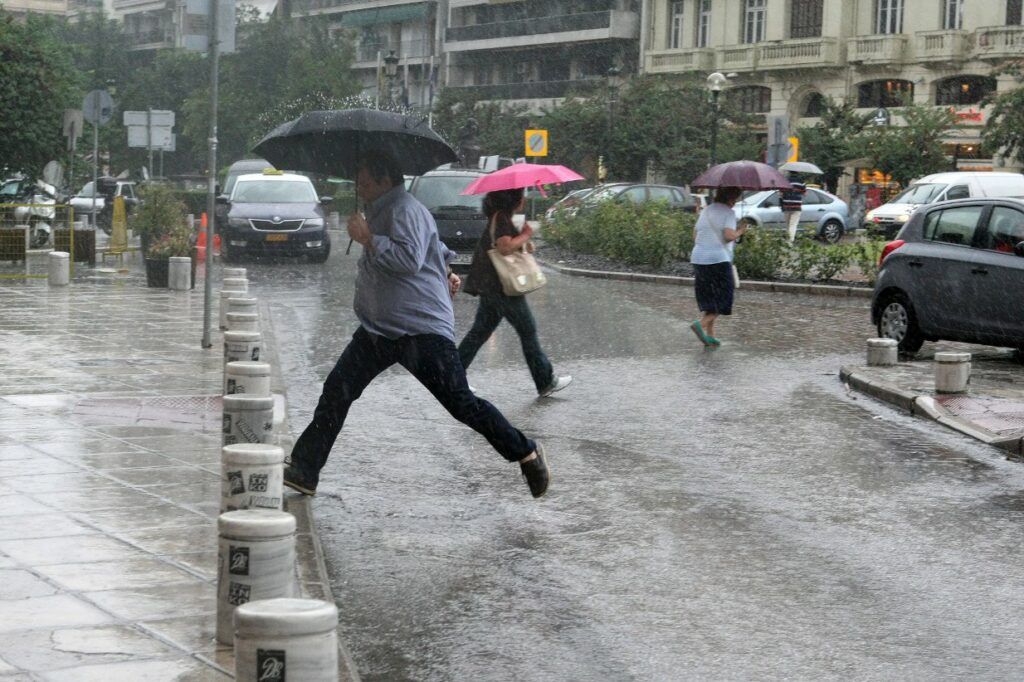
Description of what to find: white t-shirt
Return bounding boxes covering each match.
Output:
[690,202,736,265]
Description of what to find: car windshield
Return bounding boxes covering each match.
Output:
[76,182,97,197]
[232,179,317,203]
[890,183,945,205]
[585,186,627,203]
[410,176,482,211]
[0,181,21,198]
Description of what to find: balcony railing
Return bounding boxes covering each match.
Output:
[718,45,758,71]
[128,28,173,47]
[975,25,1024,60]
[446,79,595,100]
[757,37,841,70]
[915,30,968,63]
[446,10,612,42]
[847,34,908,64]
[356,39,433,63]
[645,48,715,73]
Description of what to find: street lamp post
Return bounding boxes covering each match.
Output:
[706,71,727,167]
[384,50,399,107]
[605,66,622,181]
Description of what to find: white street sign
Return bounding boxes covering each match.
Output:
[63,110,84,139]
[128,126,174,148]
[180,0,236,53]
[123,110,175,127]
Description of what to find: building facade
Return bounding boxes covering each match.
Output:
[443,0,641,111]
[641,0,1024,174]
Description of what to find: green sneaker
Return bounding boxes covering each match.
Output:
[690,320,710,346]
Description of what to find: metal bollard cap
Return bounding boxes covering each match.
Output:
[225,361,271,376]
[222,443,283,465]
[219,509,295,539]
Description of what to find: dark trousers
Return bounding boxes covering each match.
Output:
[457,293,555,393]
[290,326,535,485]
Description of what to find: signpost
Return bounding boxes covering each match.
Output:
[872,107,890,127]
[124,109,175,179]
[82,90,114,227]
[63,109,83,200]
[524,129,548,157]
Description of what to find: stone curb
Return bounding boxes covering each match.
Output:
[839,366,1024,457]
[539,259,874,298]
[260,299,362,682]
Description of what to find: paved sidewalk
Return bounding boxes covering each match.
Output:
[0,262,356,680]
[841,348,1024,457]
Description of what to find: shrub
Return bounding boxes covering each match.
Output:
[733,228,789,280]
[786,236,820,281]
[134,184,189,241]
[849,238,888,285]
[544,202,694,267]
[146,224,194,260]
[813,242,854,281]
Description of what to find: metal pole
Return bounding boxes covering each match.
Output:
[67,121,76,207]
[147,108,154,179]
[91,115,99,229]
[201,0,220,349]
[709,90,719,168]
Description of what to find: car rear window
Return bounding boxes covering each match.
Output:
[922,205,984,245]
[410,176,483,211]
[233,179,316,203]
[892,183,945,204]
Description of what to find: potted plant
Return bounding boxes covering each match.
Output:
[144,224,196,288]
[135,185,195,287]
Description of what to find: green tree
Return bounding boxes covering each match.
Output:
[982,60,1024,168]
[795,97,871,193]
[0,11,78,178]
[431,87,529,161]
[851,97,958,187]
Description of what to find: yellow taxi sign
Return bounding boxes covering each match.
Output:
[262,168,284,175]
[524,129,548,157]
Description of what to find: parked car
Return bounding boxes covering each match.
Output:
[217,159,275,232]
[0,175,56,247]
[69,179,138,223]
[544,187,596,221]
[575,182,698,216]
[407,168,488,252]
[872,197,1024,355]
[734,187,849,243]
[866,172,1024,239]
[217,169,331,263]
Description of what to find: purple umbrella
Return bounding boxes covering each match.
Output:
[691,160,792,191]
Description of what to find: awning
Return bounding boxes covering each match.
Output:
[339,3,428,27]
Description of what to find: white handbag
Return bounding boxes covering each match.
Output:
[486,217,546,296]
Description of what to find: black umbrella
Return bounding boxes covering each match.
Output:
[251,108,458,179]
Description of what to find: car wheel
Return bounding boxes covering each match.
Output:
[877,292,924,354]
[820,220,844,244]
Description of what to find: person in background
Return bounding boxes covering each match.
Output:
[458,188,572,398]
[689,186,747,347]
[284,153,550,500]
[782,172,807,243]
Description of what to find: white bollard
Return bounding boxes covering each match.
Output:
[225,330,263,363]
[328,211,341,230]
[223,395,274,446]
[935,352,971,394]
[228,296,259,321]
[227,312,260,333]
[234,598,339,682]
[866,338,898,366]
[48,251,70,287]
[223,267,247,279]
[216,510,296,645]
[225,361,272,396]
[222,443,284,512]
[168,256,191,291]
[220,289,247,330]
[224,277,249,293]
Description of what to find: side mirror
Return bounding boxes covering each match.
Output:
[215,194,230,205]
[319,196,334,204]
[1014,241,1024,258]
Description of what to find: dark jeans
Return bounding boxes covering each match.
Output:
[457,293,555,393]
[290,326,535,485]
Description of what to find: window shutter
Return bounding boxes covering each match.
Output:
[1009,0,1022,25]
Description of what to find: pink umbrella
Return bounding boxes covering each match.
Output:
[690,160,792,191]
[461,163,585,196]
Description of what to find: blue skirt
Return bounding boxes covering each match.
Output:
[693,262,734,315]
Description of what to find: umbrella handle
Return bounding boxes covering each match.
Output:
[345,238,353,255]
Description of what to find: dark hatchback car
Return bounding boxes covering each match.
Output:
[218,170,331,262]
[872,197,1024,356]
[407,168,487,252]
[575,182,698,214]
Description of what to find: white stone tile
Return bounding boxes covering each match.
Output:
[0,594,112,633]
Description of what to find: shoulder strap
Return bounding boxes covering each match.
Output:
[488,214,497,248]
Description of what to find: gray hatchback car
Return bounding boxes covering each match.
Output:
[872,197,1024,355]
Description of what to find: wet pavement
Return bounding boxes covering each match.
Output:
[0,252,351,680]
[249,244,1024,681]
[4,240,1024,681]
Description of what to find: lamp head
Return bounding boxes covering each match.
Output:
[384,50,399,78]
[706,72,728,92]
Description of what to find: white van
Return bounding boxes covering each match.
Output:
[865,171,1024,238]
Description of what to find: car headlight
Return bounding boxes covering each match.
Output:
[896,214,911,223]
[228,218,249,228]
[304,218,324,228]
[865,210,875,221]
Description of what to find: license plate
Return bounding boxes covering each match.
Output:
[265,233,288,242]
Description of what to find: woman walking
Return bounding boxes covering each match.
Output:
[459,188,572,397]
[689,186,747,346]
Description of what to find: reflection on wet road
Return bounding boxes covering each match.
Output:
[254,249,1024,681]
